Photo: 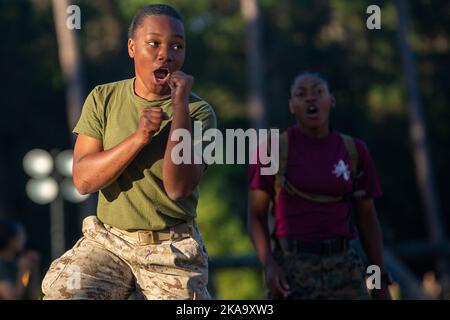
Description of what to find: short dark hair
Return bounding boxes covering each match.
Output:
[0,219,21,251]
[290,71,332,94]
[128,4,184,39]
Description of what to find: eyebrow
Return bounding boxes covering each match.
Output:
[297,82,325,90]
[146,32,184,40]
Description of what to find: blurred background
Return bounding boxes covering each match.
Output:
[0,0,448,299]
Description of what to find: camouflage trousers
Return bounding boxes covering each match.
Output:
[42,216,210,300]
[267,247,370,300]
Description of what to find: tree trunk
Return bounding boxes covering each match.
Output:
[52,0,85,141]
[52,0,96,228]
[240,0,267,130]
[394,0,448,291]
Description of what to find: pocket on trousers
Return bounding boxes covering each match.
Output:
[171,236,208,270]
[41,238,83,293]
[42,254,71,293]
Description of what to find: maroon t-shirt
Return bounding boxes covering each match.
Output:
[248,125,382,241]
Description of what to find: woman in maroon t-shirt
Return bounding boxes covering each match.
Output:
[248,71,391,300]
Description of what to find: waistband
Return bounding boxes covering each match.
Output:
[275,238,350,255]
[104,220,194,245]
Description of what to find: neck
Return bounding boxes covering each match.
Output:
[297,123,330,139]
[0,249,15,262]
[134,77,171,101]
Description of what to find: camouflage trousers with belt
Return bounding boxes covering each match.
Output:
[267,247,370,300]
[41,216,210,300]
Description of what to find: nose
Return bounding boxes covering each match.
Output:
[157,45,173,63]
[305,94,316,104]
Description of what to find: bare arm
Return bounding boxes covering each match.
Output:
[355,198,391,299]
[73,108,167,195]
[248,189,273,266]
[248,189,290,298]
[162,71,206,200]
[355,199,385,271]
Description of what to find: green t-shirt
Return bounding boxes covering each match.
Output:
[73,78,217,231]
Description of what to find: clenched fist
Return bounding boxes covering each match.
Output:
[135,107,169,145]
[168,70,194,106]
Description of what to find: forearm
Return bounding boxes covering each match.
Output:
[248,212,274,267]
[163,102,200,200]
[356,209,385,271]
[74,133,145,194]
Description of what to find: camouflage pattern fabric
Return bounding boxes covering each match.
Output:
[41,216,210,300]
[267,247,370,300]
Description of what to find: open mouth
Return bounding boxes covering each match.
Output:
[306,105,319,116]
[153,68,170,84]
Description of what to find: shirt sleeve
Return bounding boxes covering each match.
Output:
[354,139,383,199]
[190,102,217,168]
[248,144,275,198]
[191,103,217,131]
[72,86,104,140]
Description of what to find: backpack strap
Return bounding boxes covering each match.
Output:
[340,133,366,198]
[273,131,288,202]
[284,179,345,203]
[340,134,358,179]
[278,131,289,177]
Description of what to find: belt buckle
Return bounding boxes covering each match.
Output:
[138,231,157,244]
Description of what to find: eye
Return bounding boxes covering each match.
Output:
[146,41,160,47]
[172,43,183,50]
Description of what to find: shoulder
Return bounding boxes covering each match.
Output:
[189,92,213,109]
[188,92,216,117]
[337,131,372,160]
[284,125,299,141]
[90,78,132,99]
[352,136,370,157]
[83,79,133,116]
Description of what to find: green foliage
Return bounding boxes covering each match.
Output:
[197,165,264,299]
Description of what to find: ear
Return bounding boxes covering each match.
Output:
[330,94,336,109]
[128,38,135,58]
[288,99,295,114]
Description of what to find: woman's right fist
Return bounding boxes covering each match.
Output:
[135,107,169,145]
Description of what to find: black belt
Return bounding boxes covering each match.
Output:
[275,238,349,255]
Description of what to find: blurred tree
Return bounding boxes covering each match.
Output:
[395,0,448,292]
[394,0,445,247]
[52,0,85,139]
[240,0,267,129]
